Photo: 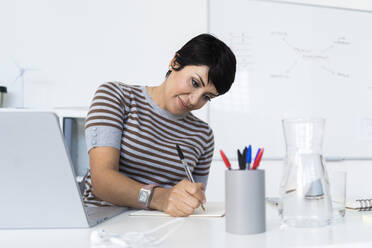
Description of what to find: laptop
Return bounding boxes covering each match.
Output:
[0,110,127,229]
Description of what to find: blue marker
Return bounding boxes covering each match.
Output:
[246,145,252,170]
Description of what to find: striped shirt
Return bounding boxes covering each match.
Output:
[83,82,214,206]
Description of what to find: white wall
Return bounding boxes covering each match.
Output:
[0,0,208,117]
[276,0,372,10]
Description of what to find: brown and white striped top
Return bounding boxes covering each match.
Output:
[83,82,214,206]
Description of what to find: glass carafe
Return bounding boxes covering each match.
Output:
[279,118,332,228]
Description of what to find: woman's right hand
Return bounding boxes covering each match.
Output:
[151,179,206,217]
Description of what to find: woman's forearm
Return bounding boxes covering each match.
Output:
[91,168,142,208]
[90,167,169,210]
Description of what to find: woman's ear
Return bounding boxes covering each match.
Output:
[169,55,181,70]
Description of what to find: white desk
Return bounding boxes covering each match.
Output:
[1,205,372,248]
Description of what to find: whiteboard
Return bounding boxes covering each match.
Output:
[209,0,372,160]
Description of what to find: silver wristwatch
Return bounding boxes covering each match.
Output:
[138,184,158,209]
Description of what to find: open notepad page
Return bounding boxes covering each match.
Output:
[129,202,225,217]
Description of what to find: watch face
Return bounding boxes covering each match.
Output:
[139,189,151,203]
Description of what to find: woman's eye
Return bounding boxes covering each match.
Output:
[191,79,200,88]
[204,95,211,102]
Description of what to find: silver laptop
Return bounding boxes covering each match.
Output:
[0,110,127,229]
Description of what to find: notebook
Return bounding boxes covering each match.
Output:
[0,110,127,229]
[266,196,372,212]
[129,202,225,217]
[346,199,372,211]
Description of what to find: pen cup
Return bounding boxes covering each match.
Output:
[225,169,266,235]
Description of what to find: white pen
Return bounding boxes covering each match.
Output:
[176,144,206,211]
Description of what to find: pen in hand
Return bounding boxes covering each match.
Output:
[176,144,206,211]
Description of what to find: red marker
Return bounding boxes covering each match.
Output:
[251,148,264,170]
[219,150,231,170]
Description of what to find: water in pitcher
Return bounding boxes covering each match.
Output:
[279,119,332,228]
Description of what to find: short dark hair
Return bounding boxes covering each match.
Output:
[166,33,236,96]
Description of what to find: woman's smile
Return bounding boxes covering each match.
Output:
[177,96,188,111]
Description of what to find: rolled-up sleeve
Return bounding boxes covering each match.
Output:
[85,126,123,151]
[85,82,126,152]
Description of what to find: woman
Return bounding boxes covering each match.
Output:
[83,33,236,217]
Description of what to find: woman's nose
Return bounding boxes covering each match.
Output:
[189,93,200,106]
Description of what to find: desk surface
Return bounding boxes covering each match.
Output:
[2,205,372,248]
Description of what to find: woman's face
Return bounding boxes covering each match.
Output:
[164,64,219,115]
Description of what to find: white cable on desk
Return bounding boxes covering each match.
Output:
[90,218,185,248]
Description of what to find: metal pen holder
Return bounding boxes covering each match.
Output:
[225,169,266,235]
